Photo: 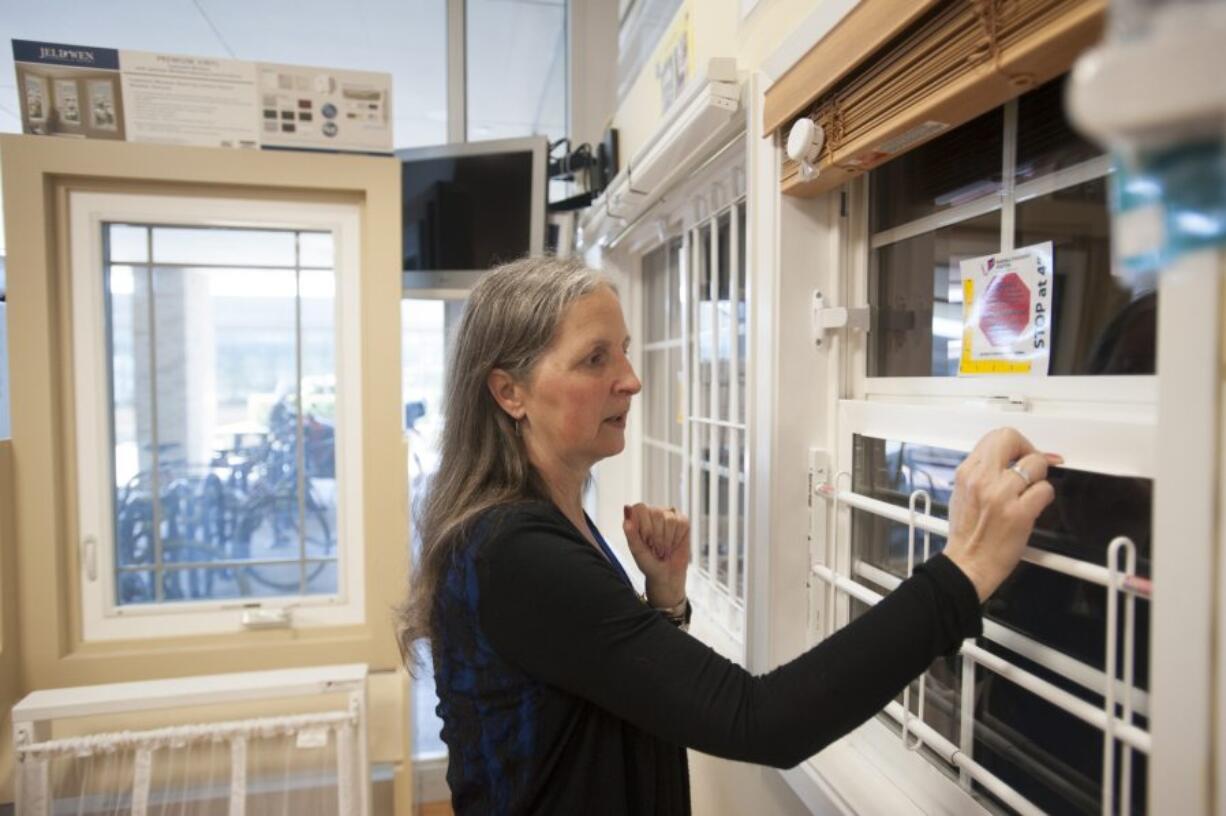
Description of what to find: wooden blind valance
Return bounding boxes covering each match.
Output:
[766,0,1106,198]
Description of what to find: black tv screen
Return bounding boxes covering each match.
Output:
[401,150,535,271]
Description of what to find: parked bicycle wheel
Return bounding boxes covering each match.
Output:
[234,493,334,593]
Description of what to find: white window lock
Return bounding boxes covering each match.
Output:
[811,290,869,348]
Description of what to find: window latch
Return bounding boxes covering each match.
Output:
[979,395,1030,412]
[81,535,98,582]
[241,607,292,629]
[811,290,870,348]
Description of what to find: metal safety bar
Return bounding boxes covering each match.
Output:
[818,484,1153,600]
[853,560,1151,718]
[879,700,1045,816]
[811,562,1152,758]
[812,473,1152,815]
[901,488,931,753]
[1103,536,1139,816]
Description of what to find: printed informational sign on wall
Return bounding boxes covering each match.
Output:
[958,242,1054,376]
[12,39,392,154]
[257,61,391,152]
[654,5,692,115]
[116,49,260,148]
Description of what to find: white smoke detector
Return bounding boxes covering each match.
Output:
[786,118,825,181]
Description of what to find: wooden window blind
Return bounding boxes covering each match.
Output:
[766,0,1106,198]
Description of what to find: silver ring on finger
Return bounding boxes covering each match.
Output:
[1007,463,1032,489]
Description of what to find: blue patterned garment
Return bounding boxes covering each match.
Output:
[428,500,981,815]
[432,512,544,814]
[429,502,693,815]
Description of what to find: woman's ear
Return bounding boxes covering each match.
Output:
[487,368,525,421]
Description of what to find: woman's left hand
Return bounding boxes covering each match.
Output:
[623,503,690,608]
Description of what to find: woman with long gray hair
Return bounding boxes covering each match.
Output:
[397,256,1060,815]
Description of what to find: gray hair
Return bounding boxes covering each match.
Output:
[396,255,613,667]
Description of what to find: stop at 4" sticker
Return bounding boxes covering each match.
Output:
[958,242,1053,376]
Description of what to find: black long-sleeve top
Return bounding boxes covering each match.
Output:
[431,501,982,815]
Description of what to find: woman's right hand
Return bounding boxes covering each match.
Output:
[943,428,1062,602]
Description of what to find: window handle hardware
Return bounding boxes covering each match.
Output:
[241,607,292,629]
[82,536,98,582]
[981,395,1030,412]
[811,290,870,348]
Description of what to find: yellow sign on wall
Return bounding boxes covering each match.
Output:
[653,3,693,116]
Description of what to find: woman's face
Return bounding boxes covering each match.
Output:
[520,286,642,469]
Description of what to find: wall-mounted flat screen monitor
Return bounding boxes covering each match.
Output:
[397,136,547,283]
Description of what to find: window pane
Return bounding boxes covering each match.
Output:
[652,446,670,507]
[695,460,709,572]
[869,211,1001,377]
[870,107,1004,234]
[851,433,1152,814]
[1016,76,1103,182]
[668,237,683,339]
[669,451,683,513]
[153,227,297,267]
[108,224,149,263]
[851,431,1154,675]
[298,231,336,268]
[737,205,747,424]
[467,0,567,142]
[300,268,338,560]
[711,427,725,579]
[644,244,668,343]
[696,226,712,418]
[738,436,747,601]
[717,465,730,589]
[109,230,339,607]
[645,349,667,440]
[667,347,683,446]
[1016,178,1156,375]
[717,213,731,422]
[109,265,149,492]
[972,657,1147,815]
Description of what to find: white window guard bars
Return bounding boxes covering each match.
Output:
[812,477,1149,816]
[13,663,369,816]
[14,708,358,758]
[16,708,361,816]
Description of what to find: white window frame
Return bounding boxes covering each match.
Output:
[796,92,1169,814]
[70,192,366,641]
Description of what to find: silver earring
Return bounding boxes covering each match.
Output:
[515,418,522,436]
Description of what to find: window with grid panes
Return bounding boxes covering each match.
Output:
[104,224,340,606]
[640,197,749,645]
[820,76,1155,815]
[70,193,366,642]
